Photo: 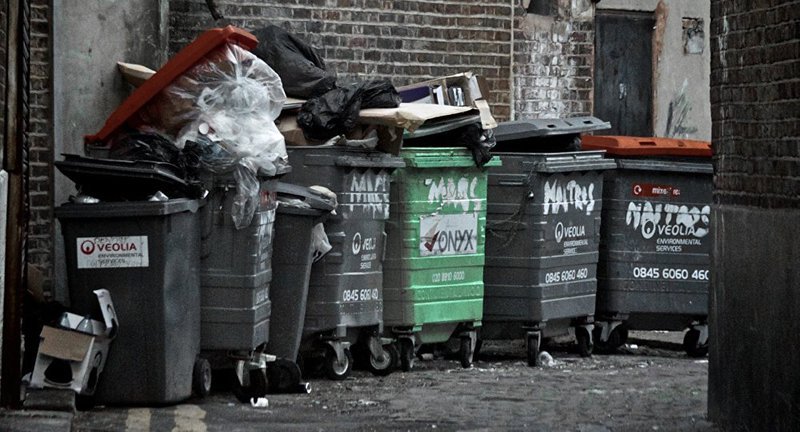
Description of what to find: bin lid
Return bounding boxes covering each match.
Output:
[55,154,196,201]
[494,116,611,142]
[55,198,200,219]
[581,135,712,158]
[84,26,258,146]
[275,182,336,215]
[400,147,502,168]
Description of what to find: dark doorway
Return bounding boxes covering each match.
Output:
[594,10,654,136]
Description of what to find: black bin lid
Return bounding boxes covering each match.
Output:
[56,154,192,201]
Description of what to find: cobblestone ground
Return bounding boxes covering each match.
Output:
[73,332,716,432]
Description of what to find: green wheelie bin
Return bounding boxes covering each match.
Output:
[383,147,500,370]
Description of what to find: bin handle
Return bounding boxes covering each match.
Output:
[498,180,525,186]
[528,160,617,173]
[334,156,406,169]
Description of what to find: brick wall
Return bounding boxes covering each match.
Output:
[513,1,594,119]
[168,0,596,121]
[711,0,800,209]
[1,2,7,157]
[709,1,800,430]
[27,0,54,282]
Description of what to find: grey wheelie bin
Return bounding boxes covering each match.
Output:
[582,135,713,357]
[283,146,405,380]
[482,117,615,366]
[198,172,284,399]
[266,183,335,392]
[57,198,203,405]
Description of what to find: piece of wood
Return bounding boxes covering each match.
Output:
[117,62,156,88]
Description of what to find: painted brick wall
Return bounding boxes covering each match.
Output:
[168,0,595,121]
[27,0,54,282]
[513,1,594,119]
[711,0,800,209]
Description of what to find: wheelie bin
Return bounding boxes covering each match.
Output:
[57,198,204,405]
[581,135,713,357]
[283,147,405,380]
[383,147,501,371]
[266,183,335,392]
[482,117,615,366]
[198,172,284,399]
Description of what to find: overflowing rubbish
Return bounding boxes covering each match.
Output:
[48,18,718,413]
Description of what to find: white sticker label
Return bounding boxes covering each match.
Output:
[419,213,478,257]
[76,236,149,269]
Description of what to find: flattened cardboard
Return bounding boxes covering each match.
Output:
[29,289,118,395]
[38,327,94,362]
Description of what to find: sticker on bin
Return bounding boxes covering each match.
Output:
[420,213,478,256]
[632,183,681,198]
[77,236,149,269]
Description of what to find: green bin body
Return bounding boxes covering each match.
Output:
[384,148,500,346]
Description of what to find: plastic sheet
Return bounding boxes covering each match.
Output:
[140,43,288,228]
[311,223,332,262]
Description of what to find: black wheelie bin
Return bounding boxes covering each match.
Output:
[582,135,713,357]
[482,117,615,365]
[283,146,405,380]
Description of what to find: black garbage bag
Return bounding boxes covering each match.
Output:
[250,25,337,99]
[297,80,401,141]
[455,123,496,167]
[403,122,496,168]
[107,131,207,197]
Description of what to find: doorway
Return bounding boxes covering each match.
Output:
[594,10,655,136]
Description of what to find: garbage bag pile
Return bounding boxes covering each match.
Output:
[77,25,500,228]
[136,43,288,228]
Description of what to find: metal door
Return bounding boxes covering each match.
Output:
[594,10,654,136]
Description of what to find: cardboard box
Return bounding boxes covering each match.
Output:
[396,72,497,130]
[30,289,118,396]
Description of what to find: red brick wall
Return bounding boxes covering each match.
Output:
[27,0,54,283]
[711,0,800,209]
[169,0,596,122]
[1,2,7,156]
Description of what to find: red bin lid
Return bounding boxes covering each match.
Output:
[84,26,259,146]
[581,135,712,158]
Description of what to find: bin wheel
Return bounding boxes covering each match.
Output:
[267,359,302,393]
[593,324,627,353]
[232,368,268,403]
[398,339,415,372]
[683,328,709,358]
[526,334,540,367]
[367,344,398,376]
[576,327,593,358]
[459,336,474,368]
[192,358,212,398]
[474,338,483,360]
[75,394,96,411]
[323,346,353,381]
[616,325,629,346]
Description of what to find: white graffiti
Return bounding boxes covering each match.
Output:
[343,172,390,218]
[626,201,711,240]
[543,180,596,215]
[425,176,481,212]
